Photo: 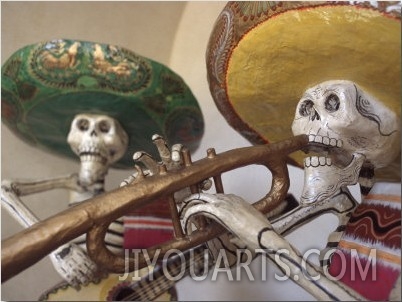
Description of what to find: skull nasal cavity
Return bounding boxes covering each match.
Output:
[299,100,320,121]
[91,130,97,137]
[311,110,320,121]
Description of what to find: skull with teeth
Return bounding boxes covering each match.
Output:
[292,80,400,204]
[67,114,129,186]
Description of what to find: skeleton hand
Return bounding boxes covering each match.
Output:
[180,193,271,248]
[120,134,184,187]
[180,193,261,267]
[49,243,99,289]
[180,193,363,300]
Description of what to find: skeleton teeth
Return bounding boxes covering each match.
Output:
[314,136,322,144]
[307,134,343,149]
[304,156,332,168]
[79,152,107,164]
[311,157,319,167]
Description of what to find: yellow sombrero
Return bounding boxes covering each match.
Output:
[206,1,401,181]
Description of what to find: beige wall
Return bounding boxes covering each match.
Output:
[1,1,185,64]
[1,2,348,301]
[1,2,187,300]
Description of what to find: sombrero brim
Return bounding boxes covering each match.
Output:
[2,39,204,169]
[206,2,400,181]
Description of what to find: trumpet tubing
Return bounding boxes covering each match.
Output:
[1,135,308,282]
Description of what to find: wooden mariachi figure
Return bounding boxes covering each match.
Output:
[2,2,401,301]
[204,1,400,300]
[1,39,204,300]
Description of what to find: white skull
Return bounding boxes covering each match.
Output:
[67,114,128,186]
[292,80,400,204]
[292,80,400,169]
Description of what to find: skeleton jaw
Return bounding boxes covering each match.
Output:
[300,135,365,205]
[78,145,109,186]
[78,147,108,165]
[305,134,355,168]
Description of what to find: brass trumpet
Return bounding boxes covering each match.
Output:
[1,135,308,283]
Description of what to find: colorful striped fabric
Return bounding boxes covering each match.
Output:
[328,182,401,300]
[123,198,174,249]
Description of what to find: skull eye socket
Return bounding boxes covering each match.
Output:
[98,120,111,133]
[299,100,314,117]
[77,119,89,131]
[325,94,340,112]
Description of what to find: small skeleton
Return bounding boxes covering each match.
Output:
[179,80,400,300]
[1,114,128,288]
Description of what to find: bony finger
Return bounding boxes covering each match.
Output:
[200,179,213,191]
[133,151,158,175]
[152,134,171,164]
[78,274,90,286]
[171,144,183,163]
[83,269,94,285]
[70,278,81,290]
[120,174,136,187]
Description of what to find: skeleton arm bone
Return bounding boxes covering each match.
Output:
[2,174,85,196]
[271,188,358,269]
[1,174,85,227]
[271,187,357,235]
[2,183,42,228]
[1,176,98,289]
[181,193,365,301]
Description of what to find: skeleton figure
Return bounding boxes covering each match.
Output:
[290,80,401,299]
[178,80,400,300]
[1,114,128,288]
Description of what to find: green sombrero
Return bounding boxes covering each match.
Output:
[206,1,400,181]
[2,39,204,169]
